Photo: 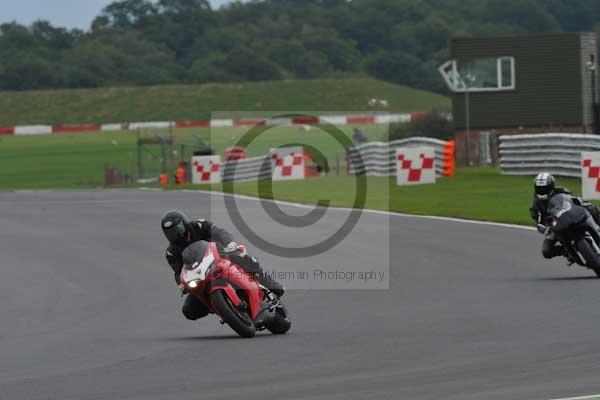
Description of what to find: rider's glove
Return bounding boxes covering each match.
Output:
[223,241,238,255]
[178,284,188,297]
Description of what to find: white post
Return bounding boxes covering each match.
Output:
[465,87,471,166]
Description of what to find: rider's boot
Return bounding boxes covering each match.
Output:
[555,245,575,266]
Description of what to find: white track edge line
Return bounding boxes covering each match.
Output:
[185,189,535,232]
[10,188,535,232]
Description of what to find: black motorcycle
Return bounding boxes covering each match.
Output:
[538,193,600,277]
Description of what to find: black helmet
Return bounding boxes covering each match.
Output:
[534,172,555,200]
[161,210,190,244]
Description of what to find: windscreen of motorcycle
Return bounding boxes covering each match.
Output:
[548,194,588,231]
[182,241,210,268]
[548,194,572,217]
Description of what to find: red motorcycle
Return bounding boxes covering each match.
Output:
[179,241,291,338]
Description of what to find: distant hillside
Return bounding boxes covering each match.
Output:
[0,78,449,125]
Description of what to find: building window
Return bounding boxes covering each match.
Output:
[438,57,515,92]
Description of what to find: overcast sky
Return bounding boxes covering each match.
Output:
[0,0,232,30]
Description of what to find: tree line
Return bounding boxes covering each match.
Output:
[1,0,600,92]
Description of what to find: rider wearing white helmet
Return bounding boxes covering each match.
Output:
[529,173,572,259]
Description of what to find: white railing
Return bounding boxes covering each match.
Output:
[6,113,428,136]
[498,133,597,177]
[346,137,449,176]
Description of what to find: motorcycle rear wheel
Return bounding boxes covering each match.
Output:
[211,290,256,338]
[575,238,600,278]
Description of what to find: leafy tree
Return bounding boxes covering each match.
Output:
[158,0,211,14]
[388,109,454,141]
[97,0,157,28]
[62,30,179,87]
[4,0,600,92]
[484,0,561,33]
[189,52,235,83]
[31,21,79,51]
[365,50,423,88]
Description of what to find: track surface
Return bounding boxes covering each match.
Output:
[2,190,600,400]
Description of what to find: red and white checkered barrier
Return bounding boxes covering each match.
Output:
[191,155,222,184]
[271,147,306,181]
[582,152,600,199]
[270,147,320,181]
[396,147,436,186]
[0,113,429,137]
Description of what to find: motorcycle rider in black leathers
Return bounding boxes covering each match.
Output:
[530,172,600,260]
[161,210,284,321]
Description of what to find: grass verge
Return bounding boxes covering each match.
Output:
[180,168,584,227]
[0,78,449,125]
[0,124,387,189]
[1,123,585,227]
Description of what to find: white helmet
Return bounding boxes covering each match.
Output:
[534,172,555,200]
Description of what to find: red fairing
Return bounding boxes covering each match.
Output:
[210,254,264,319]
[210,284,241,306]
[181,242,265,320]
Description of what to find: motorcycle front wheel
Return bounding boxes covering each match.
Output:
[211,290,256,338]
[266,302,291,335]
[575,238,600,278]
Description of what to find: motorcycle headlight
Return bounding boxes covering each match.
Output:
[188,280,199,289]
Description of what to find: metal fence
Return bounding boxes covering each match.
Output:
[499,133,598,177]
[346,137,449,177]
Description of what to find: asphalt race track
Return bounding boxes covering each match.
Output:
[2,189,600,400]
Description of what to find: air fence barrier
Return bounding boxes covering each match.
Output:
[499,133,599,178]
[220,149,318,183]
[109,136,456,186]
[346,137,456,178]
[221,155,272,182]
